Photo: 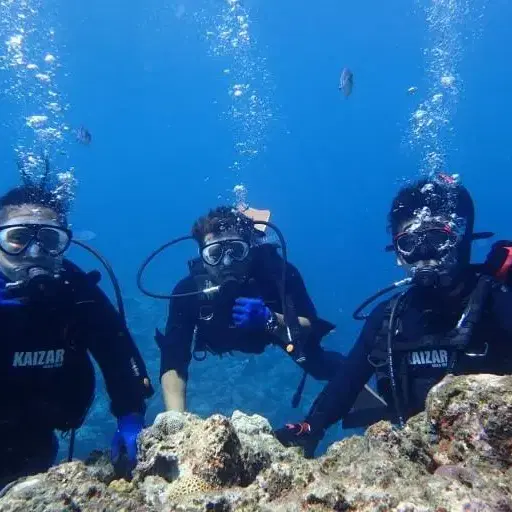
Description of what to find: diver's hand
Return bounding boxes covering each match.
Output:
[232,297,271,330]
[484,240,512,285]
[273,422,323,459]
[111,413,144,474]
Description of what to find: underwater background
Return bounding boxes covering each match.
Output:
[0,0,511,458]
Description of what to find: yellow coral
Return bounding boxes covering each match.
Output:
[108,479,134,494]
[165,475,214,500]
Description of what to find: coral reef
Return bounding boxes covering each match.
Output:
[1,374,511,511]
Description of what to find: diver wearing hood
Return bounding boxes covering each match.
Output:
[0,184,153,487]
[156,206,345,413]
[275,177,512,457]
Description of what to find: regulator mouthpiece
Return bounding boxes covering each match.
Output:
[5,266,61,300]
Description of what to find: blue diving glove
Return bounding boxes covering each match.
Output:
[111,413,144,472]
[232,297,271,330]
[0,275,22,307]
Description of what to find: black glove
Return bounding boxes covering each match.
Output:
[484,240,512,285]
[273,422,324,458]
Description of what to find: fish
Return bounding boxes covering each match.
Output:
[339,67,353,98]
[76,126,92,145]
[73,230,97,242]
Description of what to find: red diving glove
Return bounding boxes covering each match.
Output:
[484,240,512,285]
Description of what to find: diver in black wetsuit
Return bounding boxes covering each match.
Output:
[275,176,512,457]
[155,206,345,412]
[0,184,153,487]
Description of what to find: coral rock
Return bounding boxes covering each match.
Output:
[0,375,511,511]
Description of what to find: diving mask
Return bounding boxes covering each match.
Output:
[201,239,250,267]
[394,225,457,265]
[0,223,71,301]
[0,224,71,257]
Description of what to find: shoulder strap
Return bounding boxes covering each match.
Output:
[184,259,217,359]
[371,276,495,358]
[368,294,404,366]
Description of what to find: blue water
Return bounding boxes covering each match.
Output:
[1,0,511,459]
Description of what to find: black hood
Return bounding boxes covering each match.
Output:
[389,178,476,264]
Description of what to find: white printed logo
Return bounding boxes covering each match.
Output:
[408,349,448,368]
[12,350,65,369]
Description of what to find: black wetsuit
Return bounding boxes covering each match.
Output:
[0,260,153,485]
[158,246,344,384]
[307,271,512,432]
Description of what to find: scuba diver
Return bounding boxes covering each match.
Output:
[0,179,154,488]
[275,176,512,457]
[142,206,347,413]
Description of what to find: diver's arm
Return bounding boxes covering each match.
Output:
[82,284,154,418]
[305,301,389,430]
[274,307,383,454]
[158,327,194,412]
[158,277,196,412]
[159,330,193,412]
[306,334,375,429]
[161,370,187,412]
[272,312,311,343]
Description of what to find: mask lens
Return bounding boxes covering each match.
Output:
[202,243,224,266]
[424,228,451,250]
[226,240,249,261]
[37,227,70,255]
[395,227,454,263]
[201,239,250,266]
[0,226,33,255]
[0,225,70,257]
[395,232,418,254]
